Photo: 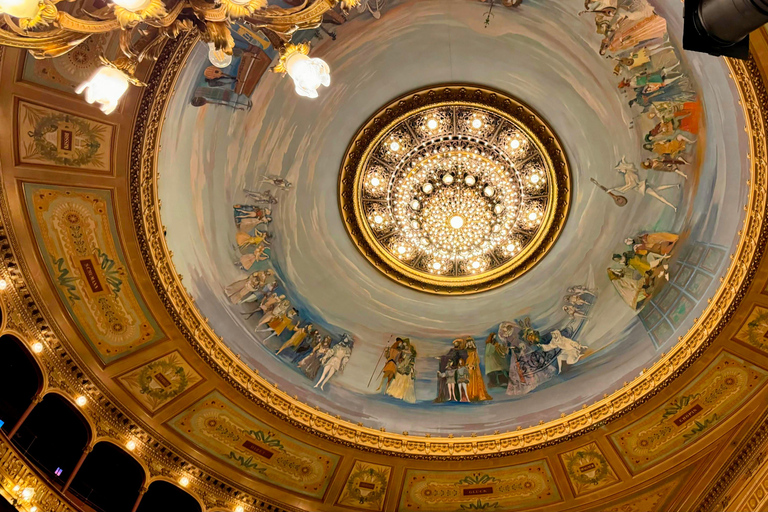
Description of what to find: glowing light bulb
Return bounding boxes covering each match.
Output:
[442,174,454,185]
[0,279,7,290]
[397,246,406,254]
[373,215,383,224]
[432,262,441,270]
[235,507,245,512]
[472,261,480,269]
[528,212,538,221]
[21,488,34,500]
[510,139,521,149]
[390,141,400,151]
[76,66,130,115]
[179,476,190,487]
[31,342,43,353]
[530,174,540,183]
[484,186,495,197]
[464,175,476,186]
[0,0,39,18]
[472,118,482,129]
[207,42,232,68]
[284,52,330,99]
[422,183,433,194]
[111,0,151,10]
[410,200,420,210]
[370,177,380,186]
[126,440,136,451]
[427,119,438,130]
[450,216,464,229]
[75,395,87,407]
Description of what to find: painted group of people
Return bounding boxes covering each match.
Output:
[225,184,355,391]
[584,0,700,213]
[608,231,679,309]
[435,337,493,403]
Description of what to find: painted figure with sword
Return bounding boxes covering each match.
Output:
[368,336,418,403]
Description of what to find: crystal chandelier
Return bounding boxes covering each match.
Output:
[0,0,351,112]
[340,85,571,294]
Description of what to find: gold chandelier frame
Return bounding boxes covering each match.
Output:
[0,0,352,81]
[339,84,571,294]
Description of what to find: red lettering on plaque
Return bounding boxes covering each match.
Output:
[79,259,104,293]
[242,440,274,459]
[59,130,73,151]
[673,404,703,426]
[463,487,494,496]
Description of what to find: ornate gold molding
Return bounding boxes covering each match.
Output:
[127,31,768,457]
[0,432,78,512]
[338,85,570,294]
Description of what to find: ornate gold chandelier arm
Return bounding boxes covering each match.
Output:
[57,12,121,32]
[246,0,332,33]
[0,24,88,57]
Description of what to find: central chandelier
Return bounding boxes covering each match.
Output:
[340,85,571,294]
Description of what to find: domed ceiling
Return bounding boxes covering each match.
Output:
[156,0,747,437]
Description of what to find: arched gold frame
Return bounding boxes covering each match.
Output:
[338,85,571,294]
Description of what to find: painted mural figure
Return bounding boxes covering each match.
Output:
[607,157,679,211]
[225,269,274,304]
[315,334,354,390]
[244,189,278,204]
[236,228,270,250]
[499,320,561,396]
[238,243,269,270]
[607,232,678,309]
[484,332,509,388]
[292,329,321,363]
[641,156,688,178]
[436,360,457,402]
[234,205,272,232]
[465,337,492,401]
[434,338,469,403]
[256,298,291,329]
[299,335,331,380]
[276,322,313,355]
[261,175,293,191]
[384,338,417,403]
[541,330,587,373]
[263,307,298,341]
[456,359,470,402]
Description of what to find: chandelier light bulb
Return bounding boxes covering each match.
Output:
[427,118,438,130]
[111,0,151,11]
[450,215,464,229]
[235,507,245,512]
[370,177,380,186]
[179,476,190,487]
[76,66,130,115]
[0,0,39,18]
[75,395,87,406]
[284,52,330,99]
[21,488,34,500]
[510,138,521,149]
[31,342,43,353]
[126,439,136,451]
[0,278,7,290]
[207,42,232,68]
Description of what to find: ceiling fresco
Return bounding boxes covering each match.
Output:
[157,0,748,435]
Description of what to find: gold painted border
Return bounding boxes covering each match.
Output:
[338,86,570,294]
[128,37,768,458]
